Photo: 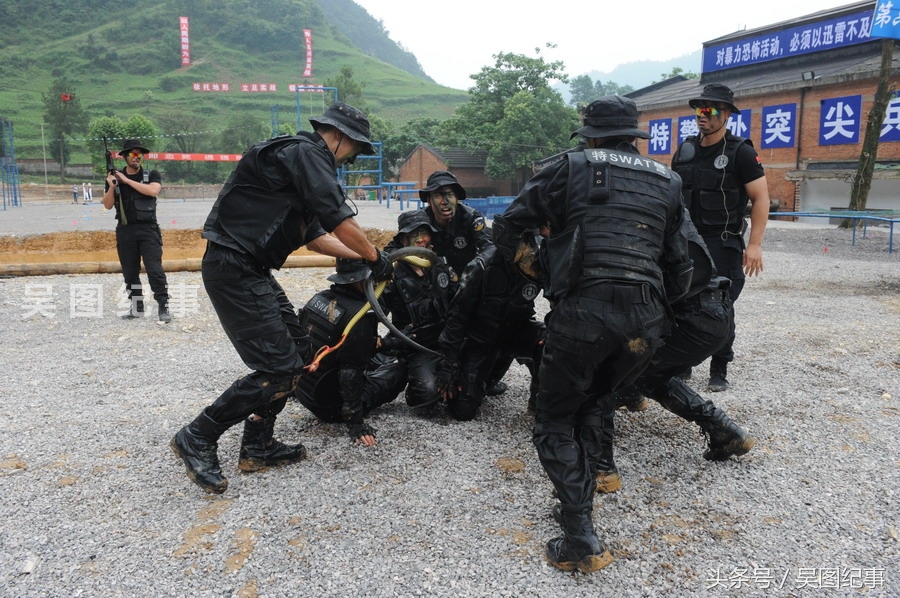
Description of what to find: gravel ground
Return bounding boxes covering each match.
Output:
[0,209,898,597]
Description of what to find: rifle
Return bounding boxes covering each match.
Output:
[103,137,127,225]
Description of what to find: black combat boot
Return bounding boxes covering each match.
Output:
[657,377,756,461]
[613,385,648,412]
[707,358,729,392]
[158,302,172,323]
[485,380,508,396]
[546,503,614,573]
[700,411,757,461]
[170,411,230,493]
[238,416,307,472]
[122,298,145,320]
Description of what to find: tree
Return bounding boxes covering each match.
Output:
[42,77,88,181]
[86,115,158,176]
[847,39,896,220]
[443,48,579,180]
[324,65,367,109]
[220,114,269,153]
[569,75,596,106]
[156,113,211,183]
[650,67,698,85]
[569,75,635,108]
[594,80,634,96]
[380,117,445,175]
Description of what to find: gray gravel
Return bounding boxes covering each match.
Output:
[0,203,898,597]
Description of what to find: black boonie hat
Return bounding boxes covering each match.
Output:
[570,96,650,140]
[418,170,467,202]
[119,139,150,155]
[309,102,376,155]
[398,209,439,234]
[327,258,371,284]
[688,83,740,113]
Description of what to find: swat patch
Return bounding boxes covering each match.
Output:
[522,282,539,302]
[714,154,729,169]
[472,216,486,232]
[453,236,468,250]
[308,296,345,325]
[437,272,450,288]
[584,148,671,179]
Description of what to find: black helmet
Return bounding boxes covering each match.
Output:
[327,258,371,284]
[309,102,376,155]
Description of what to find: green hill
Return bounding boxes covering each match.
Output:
[0,0,467,164]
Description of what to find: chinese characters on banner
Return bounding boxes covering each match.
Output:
[820,95,862,146]
[677,115,700,145]
[289,84,326,93]
[240,84,278,92]
[648,119,672,155]
[726,110,751,139]
[180,17,190,65]
[761,104,797,149]
[702,10,875,73]
[192,83,231,92]
[870,0,900,39]
[303,29,313,77]
[668,92,900,154]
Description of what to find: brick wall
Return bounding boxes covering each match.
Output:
[638,77,900,213]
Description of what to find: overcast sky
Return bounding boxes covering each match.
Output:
[352,0,868,90]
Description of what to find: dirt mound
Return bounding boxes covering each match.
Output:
[0,228,395,265]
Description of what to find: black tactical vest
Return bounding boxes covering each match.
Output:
[388,260,456,345]
[117,168,158,224]
[203,134,321,269]
[565,148,678,288]
[671,133,751,237]
[473,262,540,342]
[294,288,369,400]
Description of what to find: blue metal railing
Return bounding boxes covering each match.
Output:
[774,211,900,253]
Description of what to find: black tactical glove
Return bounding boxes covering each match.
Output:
[435,357,460,401]
[348,422,376,442]
[368,249,394,282]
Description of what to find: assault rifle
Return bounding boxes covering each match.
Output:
[103,137,126,225]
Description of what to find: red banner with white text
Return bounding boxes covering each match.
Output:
[303,29,313,77]
[180,17,190,65]
[147,153,242,162]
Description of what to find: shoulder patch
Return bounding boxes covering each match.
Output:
[522,282,539,302]
[472,216,486,232]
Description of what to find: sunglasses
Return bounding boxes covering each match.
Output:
[695,106,720,117]
[126,151,144,158]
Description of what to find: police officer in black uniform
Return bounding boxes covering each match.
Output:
[493,96,693,573]
[671,83,770,391]
[437,240,546,420]
[294,259,394,446]
[170,103,394,494]
[102,139,171,322]
[379,209,459,408]
[418,170,493,276]
[604,214,756,492]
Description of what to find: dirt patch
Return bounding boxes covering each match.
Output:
[0,228,396,265]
